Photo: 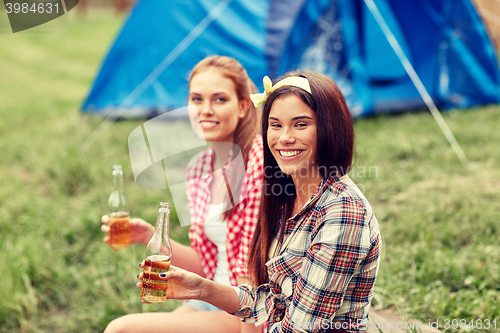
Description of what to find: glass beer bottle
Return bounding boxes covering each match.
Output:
[141,202,173,303]
[107,165,130,250]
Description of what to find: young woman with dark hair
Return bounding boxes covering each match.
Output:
[136,70,381,333]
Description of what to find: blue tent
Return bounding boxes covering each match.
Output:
[81,0,500,118]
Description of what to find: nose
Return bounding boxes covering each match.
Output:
[199,101,213,116]
[278,127,295,145]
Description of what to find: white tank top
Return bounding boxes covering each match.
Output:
[203,203,231,285]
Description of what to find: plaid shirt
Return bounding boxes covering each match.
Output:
[186,136,263,286]
[232,175,381,333]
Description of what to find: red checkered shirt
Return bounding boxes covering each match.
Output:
[186,136,263,286]
[231,175,382,332]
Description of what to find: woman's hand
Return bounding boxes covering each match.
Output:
[137,264,242,313]
[137,264,206,300]
[101,215,154,246]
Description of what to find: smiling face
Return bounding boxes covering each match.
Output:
[267,94,318,177]
[188,69,247,143]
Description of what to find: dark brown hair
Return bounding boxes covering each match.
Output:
[248,71,355,285]
[189,55,260,220]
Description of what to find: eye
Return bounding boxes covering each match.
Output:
[190,96,202,103]
[215,97,227,103]
[269,122,281,128]
[295,122,308,128]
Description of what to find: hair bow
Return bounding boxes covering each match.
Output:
[250,75,311,108]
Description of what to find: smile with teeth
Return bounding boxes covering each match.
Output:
[279,150,303,157]
[200,121,219,128]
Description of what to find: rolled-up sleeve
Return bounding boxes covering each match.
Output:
[230,285,255,319]
[230,283,273,325]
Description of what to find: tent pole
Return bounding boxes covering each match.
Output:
[363,0,471,169]
[80,0,234,152]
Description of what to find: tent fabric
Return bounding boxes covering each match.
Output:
[81,0,500,118]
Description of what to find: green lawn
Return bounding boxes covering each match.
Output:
[0,9,499,333]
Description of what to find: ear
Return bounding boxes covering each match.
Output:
[238,98,251,119]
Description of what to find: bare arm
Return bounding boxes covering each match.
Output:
[201,279,241,313]
[169,239,205,277]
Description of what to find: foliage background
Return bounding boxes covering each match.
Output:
[0,8,499,333]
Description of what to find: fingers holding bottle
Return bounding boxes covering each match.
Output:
[128,218,155,245]
[136,269,145,289]
[136,264,204,300]
[158,266,206,300]
[101,215,110,244]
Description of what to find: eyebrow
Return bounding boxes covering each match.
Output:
[268,116,313,121]
[189,92,228,96]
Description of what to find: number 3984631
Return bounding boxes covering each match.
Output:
[5,2,60,14]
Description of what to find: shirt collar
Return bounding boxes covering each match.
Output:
[289,175,338,220]
[276,175,344,255]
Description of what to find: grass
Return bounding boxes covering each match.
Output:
[1,8,499,333]
[352,107,500,331]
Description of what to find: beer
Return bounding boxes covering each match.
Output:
[107,165,130,250]
[108,211,130,250]
[141,254,171,303]
[140,202,172,303]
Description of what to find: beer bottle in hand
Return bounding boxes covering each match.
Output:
[141,202,172,303]
[107,165,130,250]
